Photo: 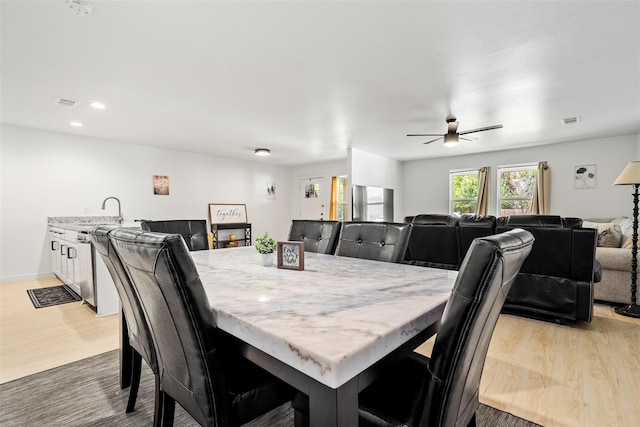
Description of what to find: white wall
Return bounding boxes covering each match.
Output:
[0,124,293,282]
[402,134,638,219]
[348,148,403,221]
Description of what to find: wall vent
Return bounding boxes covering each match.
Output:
[563,116,581,125]
[56,98,78,107]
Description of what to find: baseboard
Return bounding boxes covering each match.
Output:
[0,272,56,284]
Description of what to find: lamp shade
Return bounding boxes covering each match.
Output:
[614,161,640,185]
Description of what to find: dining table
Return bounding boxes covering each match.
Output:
[189,246,456,427]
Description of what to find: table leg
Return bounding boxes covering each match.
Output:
[308,377,358,427]
[120,308,132,389]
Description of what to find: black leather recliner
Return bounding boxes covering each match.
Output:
[288,220,342,254]
[406,214,460,270]
[458,214,497,261]
[495,215,597,322]
[90,226,157,416]
[108,228,293,426]
[336,221,412,263]
[140,219,209,251]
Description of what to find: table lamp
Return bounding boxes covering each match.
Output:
[613,161,640,318]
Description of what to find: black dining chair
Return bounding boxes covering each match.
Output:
[335,221,412,263]
[140,219,209,251]
[89,226,157,416]
[108,228,293,427]
[357,228,534,427]
[288,219,342,254]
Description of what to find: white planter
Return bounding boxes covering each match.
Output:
[260,252,274,267]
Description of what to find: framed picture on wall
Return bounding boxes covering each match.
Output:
[277,241,304,271]
[208,204,248,224]
[575,165,596,189]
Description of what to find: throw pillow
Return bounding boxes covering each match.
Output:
[598,224,622,248]
[582,221,623,248]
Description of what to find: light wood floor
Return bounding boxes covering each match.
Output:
[1,278,639,426]
[0,277,119,384]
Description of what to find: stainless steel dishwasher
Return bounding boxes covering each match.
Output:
[75,231,96,306]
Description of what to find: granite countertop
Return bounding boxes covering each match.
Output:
[47,216,135,232]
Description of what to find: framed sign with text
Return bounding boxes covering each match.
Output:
[277,241,305,271]
[208,204,248,224]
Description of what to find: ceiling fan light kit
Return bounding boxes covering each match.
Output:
[408,116,503,147]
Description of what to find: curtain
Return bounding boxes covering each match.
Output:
[532,161,550,214]
[475,166,490,216]
[329,176,339,220]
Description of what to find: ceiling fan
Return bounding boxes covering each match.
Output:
[407,116,503,147]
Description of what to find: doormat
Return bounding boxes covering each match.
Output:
[27,285,82,309]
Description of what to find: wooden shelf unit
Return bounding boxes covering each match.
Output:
[211,223,252,249]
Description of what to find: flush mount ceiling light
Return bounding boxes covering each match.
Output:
[254,148,271,156]
[70,121,83,127]
[90,101,105,109]
[66,0,92,15]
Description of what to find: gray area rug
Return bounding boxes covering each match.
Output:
[0,350,542,426]
[26,285,81,309]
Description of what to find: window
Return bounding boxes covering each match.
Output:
[497,164,537,216]
[329,176,348,221]
[450,169,478,214]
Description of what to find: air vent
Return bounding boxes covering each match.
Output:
[56,98,78,108]
[563,116,581,125]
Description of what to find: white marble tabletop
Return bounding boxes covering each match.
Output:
[191,246,456,389]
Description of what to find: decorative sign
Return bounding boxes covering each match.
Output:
[277,241,304,271]
[208,204,248,224]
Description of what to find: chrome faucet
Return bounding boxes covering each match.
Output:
[101,196,123,224]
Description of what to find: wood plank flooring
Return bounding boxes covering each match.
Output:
[2,278,638,426]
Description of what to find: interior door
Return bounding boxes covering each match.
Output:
[300,177,325,220]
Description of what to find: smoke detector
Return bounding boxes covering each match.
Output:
[56,98,78,108]
[66,0,92,16]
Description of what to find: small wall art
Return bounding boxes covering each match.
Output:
[267,182,276,199]
[575,165,596,189]
[153,175,169,195]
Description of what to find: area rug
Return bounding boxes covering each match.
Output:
[0,350,542,426]
[26,285,82,309]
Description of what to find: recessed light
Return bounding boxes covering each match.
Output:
[254,148,271,156]
[70,121,83,127]
[90,101,105,109]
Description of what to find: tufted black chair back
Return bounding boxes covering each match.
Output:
[336,221,412,263]
[141,219,209,251]
[288,220,342,254]
[89,226,157,414]
[358,229,534,427]
[108,228,292,427]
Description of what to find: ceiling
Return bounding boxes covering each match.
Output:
[1,1,639,166]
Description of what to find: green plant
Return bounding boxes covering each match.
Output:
[255,231,277,254]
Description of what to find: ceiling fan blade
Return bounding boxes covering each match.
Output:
[460,136,475,141]
[459,124,503,135]
[422,137,443,145]
[407,133,443,137]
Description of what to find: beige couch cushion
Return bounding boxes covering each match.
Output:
[595,247,633,271]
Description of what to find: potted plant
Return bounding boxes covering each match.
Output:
[255,231,277,266]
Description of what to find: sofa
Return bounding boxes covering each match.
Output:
[582,217,634,304]
[404,214,598,323]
